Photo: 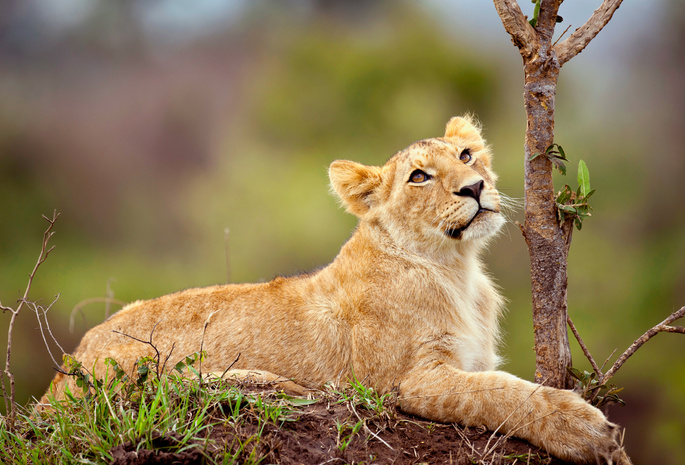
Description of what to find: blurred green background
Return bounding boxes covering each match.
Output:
[1,1,683,462]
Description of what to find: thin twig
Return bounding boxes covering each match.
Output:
[32,295,66,368]
[453,424,477,456]
[348,401,395,452]
[569,306,684,394]
[552,24,572,48]
[198,316,214,378]
[0,210,60,428]
[600,348,617,372]
[160,343,176,375]
[601,306,685,384]
[194,321,210,393]
[567,315,601,377]
[220,353,242,379]
[112,320,163,374]
[498,409,558,447]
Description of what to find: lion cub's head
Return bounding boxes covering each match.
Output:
[329,116,505,254]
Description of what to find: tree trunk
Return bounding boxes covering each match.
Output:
[495,0,571,389]
[523,3,573,388]
[521,53,573,389]
[494,0,626,389]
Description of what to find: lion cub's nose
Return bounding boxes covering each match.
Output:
[455,180,484,200]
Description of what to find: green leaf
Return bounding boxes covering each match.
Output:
[577,160,591,196]
[173,360,187,373]
[529,0,541,27]
[556,185,572,204]
[567,367,584,380]
[554,159,567,176]
[553,144,568,161]
[283,397,319,407]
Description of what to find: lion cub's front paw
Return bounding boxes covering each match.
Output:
[538,389,630,464]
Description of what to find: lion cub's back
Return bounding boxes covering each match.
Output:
[67,282,272,372]
[68,276,347,384]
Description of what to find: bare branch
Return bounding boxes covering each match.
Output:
[554,0,625,66]
[32,295,67,368]
[1,210,60,428]
[601,306,685,384]
[160,343,176,375]
[552,24,572,48]
[569,306,684,399]
[0,303,14,313]
[567,315,601,377]
[661,326,685,334]
[112,320,169,377]
[600,348,617,373]
[220,353,242,380]
[6,210,60,317]
[493,0,538,58]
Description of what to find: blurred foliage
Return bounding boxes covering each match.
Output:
[0,1,684,463]
[244,14,497,151]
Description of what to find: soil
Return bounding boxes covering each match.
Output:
[108,384,572,465]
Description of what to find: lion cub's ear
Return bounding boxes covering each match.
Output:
[444,115,483,140]
[329,160,383,217]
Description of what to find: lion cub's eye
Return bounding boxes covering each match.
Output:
[408,169,430,183]
[459,149,472,164]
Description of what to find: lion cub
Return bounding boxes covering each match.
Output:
[44,116,628,463]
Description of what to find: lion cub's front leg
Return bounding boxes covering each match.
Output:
[398,362,630,464]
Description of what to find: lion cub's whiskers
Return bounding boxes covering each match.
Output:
[498,192,522,220]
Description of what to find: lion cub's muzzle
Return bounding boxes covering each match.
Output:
[444,180,500,239]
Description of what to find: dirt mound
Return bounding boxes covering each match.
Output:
[110,432,205,465]
[108,385,570,465]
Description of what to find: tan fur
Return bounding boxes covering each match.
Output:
[42,116,628,464]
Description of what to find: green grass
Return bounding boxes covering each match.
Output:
[0,360,397,464]
[0,354,309,464]
[334,417,363,453]
[0,357,560,464]
[333,370,395,416]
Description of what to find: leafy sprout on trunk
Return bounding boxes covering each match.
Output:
[556,159,595,231]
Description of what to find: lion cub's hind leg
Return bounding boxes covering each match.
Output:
[204,369,310,397]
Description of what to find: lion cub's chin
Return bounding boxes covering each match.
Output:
[446,210,505,242]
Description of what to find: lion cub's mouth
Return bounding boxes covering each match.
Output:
[444,208,497,239]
